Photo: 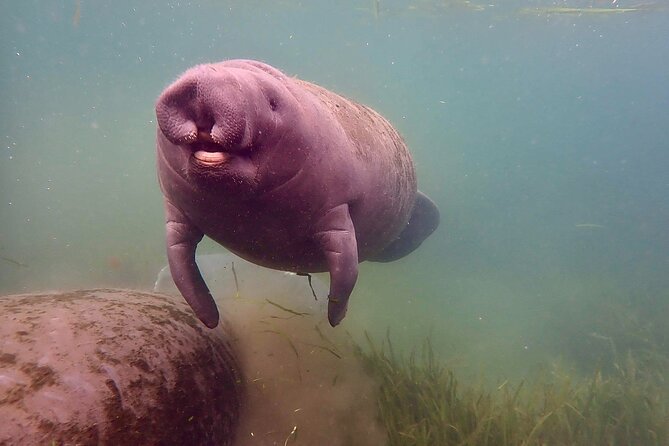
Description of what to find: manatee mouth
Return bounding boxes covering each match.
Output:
[193,150,229,166]
[180,128,259,192]
[191,131,230,167]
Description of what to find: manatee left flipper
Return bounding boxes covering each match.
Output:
[313,203,359,327]
[369,191,440,262]
[164,200,220,328]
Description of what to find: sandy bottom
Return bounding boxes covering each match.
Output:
[155,253,387,445]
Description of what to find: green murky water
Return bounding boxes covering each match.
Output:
[2,0,668,404]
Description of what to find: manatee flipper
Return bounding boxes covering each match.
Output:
[370,191,440,262]
[164,200,220,328]
[313,203,359,327]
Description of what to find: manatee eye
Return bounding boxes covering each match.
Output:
[269,97,278,111]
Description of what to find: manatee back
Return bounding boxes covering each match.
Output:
[295,79,418,256]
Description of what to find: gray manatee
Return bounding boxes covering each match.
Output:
[156,59,440,328]
[0,289,242,445]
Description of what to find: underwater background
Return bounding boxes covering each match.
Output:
[1,0,668,402]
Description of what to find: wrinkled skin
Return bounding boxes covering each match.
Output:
[156,59,439,328]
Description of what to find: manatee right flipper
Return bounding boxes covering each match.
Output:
[369,191,440,262]
[164,200,220,328]
[313,203,359,327]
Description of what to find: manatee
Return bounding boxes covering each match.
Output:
[155,59,440,328]
[0,289,242,445]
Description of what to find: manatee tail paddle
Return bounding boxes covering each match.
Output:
[369,191,440,262]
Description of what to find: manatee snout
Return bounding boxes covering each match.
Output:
[156,66,250,153]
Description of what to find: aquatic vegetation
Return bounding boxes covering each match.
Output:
[357,333,669,446]
[518,2,669,16]
[519,7,641,15]
[544,287,669,378]
[0,255,28,268]
[360,1,667,18]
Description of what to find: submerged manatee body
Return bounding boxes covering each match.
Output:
[156,59,440,328]
[0,289,242,445]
